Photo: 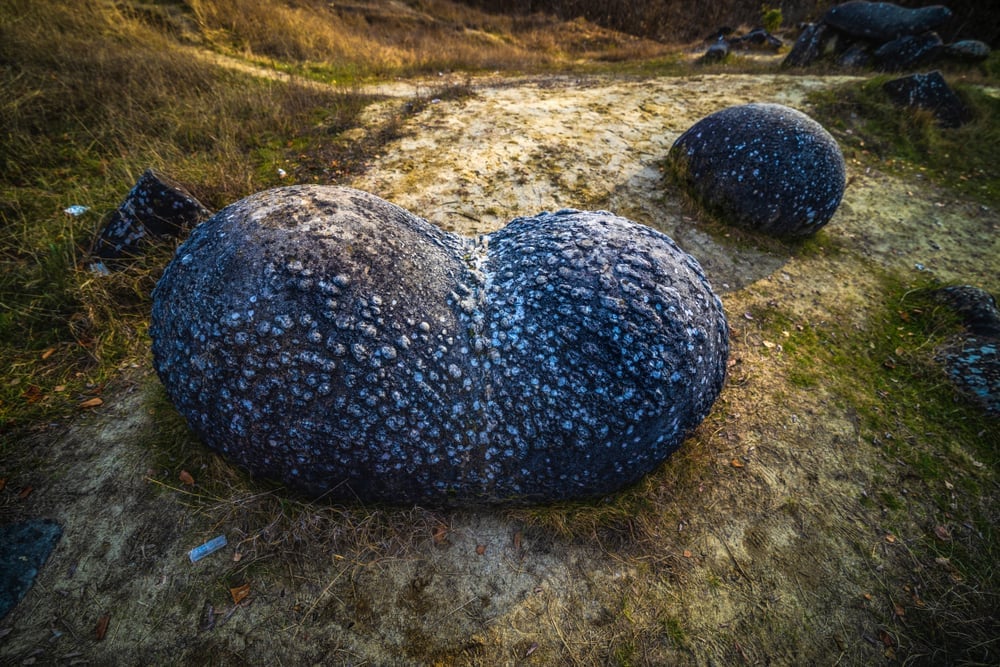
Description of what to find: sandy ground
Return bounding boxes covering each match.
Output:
[1,71,997,665]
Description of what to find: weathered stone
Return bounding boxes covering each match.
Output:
[882,71,973,128]
[942,39,991,62]
[837,43,872,68]
[873,31,944,71]
[668,103,846,237]
[822,1,951,42]
[150,186,729,505]
[91,168,211,265]
[699,38,730,63]
[782,22,830,67]
[935,286,1000,338]
[0,520,62,620]
[933,286,1000,416]
[730,27,783,51]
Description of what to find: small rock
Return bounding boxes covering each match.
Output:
[91,168,212,265]
[882,71,973,128]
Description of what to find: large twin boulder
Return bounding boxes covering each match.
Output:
[668,103,846,237]
[150,186,729,505]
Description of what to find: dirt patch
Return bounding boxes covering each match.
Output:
[1,72,997,665]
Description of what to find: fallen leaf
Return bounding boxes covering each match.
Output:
[95,613,110,640]
[884,534,896,544]
[53,385,66,393]
[179,470,195,486]
[18,485,33,500]
[78,397,103,409]
[23,385,43,403]
[513,530,522,551]
[475,544,486,556]
[232,552,243,563]
[683,550,693,558]
[933,525,952,541]
[230,583,250,605]
[762,340,775,349]
[41,347,55,360]
[731,458,744,468]
[894,603,905,617]
[432,523,448,545]
[879,629,895,647]
[863,593,872,601]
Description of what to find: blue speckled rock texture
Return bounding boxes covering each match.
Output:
[942,40,991,62]
[822,1,951,42]
[150,186,729,505]
[883,71,973,128]
[873,32,944,71]
[934,286,999,417]
[92,169,211,265]
[0,520,62,620]
[668,103,846,237]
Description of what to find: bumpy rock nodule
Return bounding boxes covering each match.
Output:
[668,103,846,237]
[150,186,729,505]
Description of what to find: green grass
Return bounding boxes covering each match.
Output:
[748,270,999,663]
[808,66,1000,207]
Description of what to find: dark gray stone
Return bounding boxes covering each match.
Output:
[882,71,973,128]
[0,520,62,619]
[942,39,991,62]
[935,286,1000,338]
[150,186,729,505]
[823,1,951,42]
[668,103,846,237]
[837,43,872,68]
[699,38,730,63]
[730,27,783,51]
[933,286,1000,416]
[873,32,944,71]
[782,22,830,68]
[91,168,212,264]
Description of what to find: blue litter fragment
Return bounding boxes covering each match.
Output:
[189,534,227,563]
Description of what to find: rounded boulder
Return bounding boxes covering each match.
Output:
[668,103,846,237]
[150,186,729,505]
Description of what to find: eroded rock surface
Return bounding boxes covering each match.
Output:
[668,103,846,237]
[822,1,951,42]
[150,186,729,505]
[91,169,211,266]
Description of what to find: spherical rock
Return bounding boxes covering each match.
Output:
[668,103,846,237]
[150,186,729,505]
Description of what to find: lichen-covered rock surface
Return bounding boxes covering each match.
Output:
[822,1,951,42]
[668,103,846,237]
[882,70,973,128]
[150,186,729,505]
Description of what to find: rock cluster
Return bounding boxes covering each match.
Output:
[150,186,729,505]
[698,27,783,63]
[668,103,846,237]
[783,1,990,71]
